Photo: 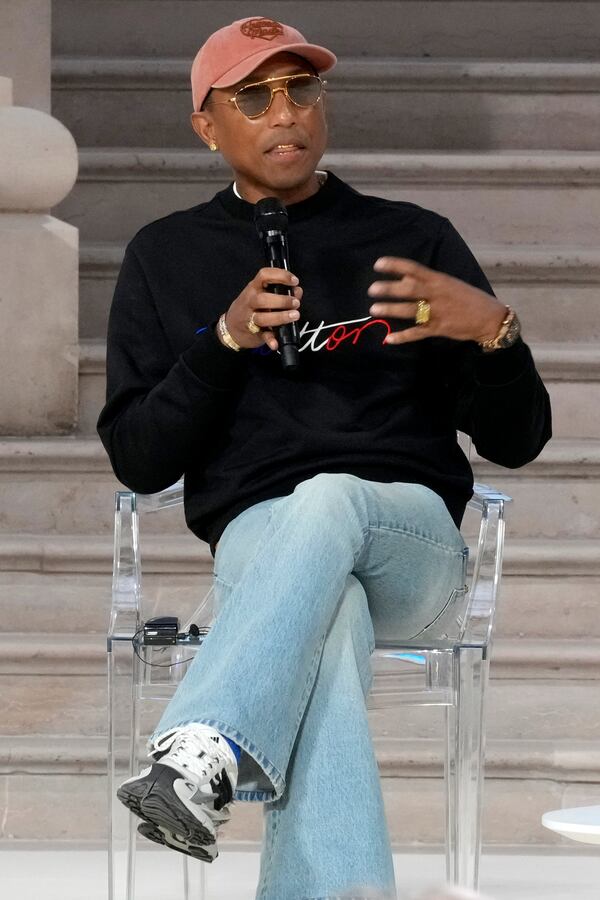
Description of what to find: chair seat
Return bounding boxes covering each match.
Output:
[542,805,600,844]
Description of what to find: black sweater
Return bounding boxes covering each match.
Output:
[97,170,551,556]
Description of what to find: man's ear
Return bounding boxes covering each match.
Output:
[190,111,214,146]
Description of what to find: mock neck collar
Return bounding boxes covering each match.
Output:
[232,170,328,199]
[217,169,343,223]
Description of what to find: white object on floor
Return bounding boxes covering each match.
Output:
[0,846,599,900]
[542,805,600,844]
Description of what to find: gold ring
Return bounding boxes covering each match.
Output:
[415,298,431,326]
[246,312,261,334]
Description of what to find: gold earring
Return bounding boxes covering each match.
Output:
[209,141,218,151]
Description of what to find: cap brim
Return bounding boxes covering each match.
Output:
[210,43,337,89]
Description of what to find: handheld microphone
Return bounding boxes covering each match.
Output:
[254,197,299,372]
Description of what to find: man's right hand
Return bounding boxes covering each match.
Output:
[216,268,303,352]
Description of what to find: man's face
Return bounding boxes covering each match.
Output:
[191,52,328,204]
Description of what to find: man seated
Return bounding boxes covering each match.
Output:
[97,16,551,900]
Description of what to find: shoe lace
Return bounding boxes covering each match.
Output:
[169,730,224,778]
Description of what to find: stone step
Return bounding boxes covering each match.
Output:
[78,339,600,442]
[1,533,599,639]
[0,568,215,635]
[4,433,599,479]
[79,241,600,342]
[496,574,600,640]
[2,437,600,537]
[1,564,598,640]
[2,660,599,846]
[2,633,599,681]
[2,740,599,853]
[2,661,599,741]
[53,149,600,246]
[51,57,600,151]
[52,0,600,61]
[3,765,598,846]
[475,441,600,539]
[2,732,599,783]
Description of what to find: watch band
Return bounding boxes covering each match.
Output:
[479,305,521,353]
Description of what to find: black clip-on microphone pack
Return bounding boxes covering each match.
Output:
[143,616,208,646]
[138,616,209,668]
[254,197,299,372]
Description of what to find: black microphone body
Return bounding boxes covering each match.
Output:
[254,199,300,371]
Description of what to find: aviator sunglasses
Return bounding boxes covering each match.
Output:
[206,73,327,119]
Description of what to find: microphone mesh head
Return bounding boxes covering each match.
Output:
[254,197,288,235]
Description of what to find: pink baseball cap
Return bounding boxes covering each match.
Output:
[191,16,337,112]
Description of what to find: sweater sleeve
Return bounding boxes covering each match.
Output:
[96,242,249,493]
[430,217,552,467]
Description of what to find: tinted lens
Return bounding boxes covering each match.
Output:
[287,75,322,106]
[236,84,272,117]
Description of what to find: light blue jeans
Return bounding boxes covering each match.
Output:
[148,473,468,900]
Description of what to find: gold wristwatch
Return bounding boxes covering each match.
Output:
[478,305,521,353]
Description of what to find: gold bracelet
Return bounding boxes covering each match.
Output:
[216,313,242,352]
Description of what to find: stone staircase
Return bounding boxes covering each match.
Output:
[2,0,600,850]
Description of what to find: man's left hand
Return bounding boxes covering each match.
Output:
[368,256,507,345]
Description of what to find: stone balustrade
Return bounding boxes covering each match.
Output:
[0,83,79,433]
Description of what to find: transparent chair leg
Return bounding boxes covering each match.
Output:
[109,637,137,900]
[183,856,207,898]
[127,649,142,900]
[108,643,117,900]
[445,646,487,890]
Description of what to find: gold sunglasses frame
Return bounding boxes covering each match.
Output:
[206,73,327,119]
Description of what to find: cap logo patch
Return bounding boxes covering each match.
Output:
[241,18,285,41]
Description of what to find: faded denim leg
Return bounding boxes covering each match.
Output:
[146,473,468,899]
[255,572,397,900]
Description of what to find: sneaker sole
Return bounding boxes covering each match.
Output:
[136,820,217,862]
[117,763,218,861]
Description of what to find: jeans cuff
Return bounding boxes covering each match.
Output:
[147,716,286,802]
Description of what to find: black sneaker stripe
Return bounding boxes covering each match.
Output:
[210,768,233,810]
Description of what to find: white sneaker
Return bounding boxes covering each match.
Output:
[117,723,238,861]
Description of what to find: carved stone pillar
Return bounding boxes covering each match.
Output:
[0,0,79,434]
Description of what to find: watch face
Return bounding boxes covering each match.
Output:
[499,314,521,348]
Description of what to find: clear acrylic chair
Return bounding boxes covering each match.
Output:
[107,464,511,899]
